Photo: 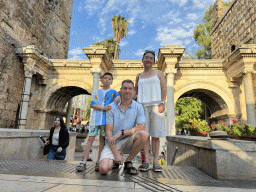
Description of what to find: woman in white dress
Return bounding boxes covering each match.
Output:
[135,50,167,172]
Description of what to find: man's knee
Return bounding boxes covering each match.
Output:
[99,159,113,174]
[135,130,149,142]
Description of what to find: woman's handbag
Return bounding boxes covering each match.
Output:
[40,136,50,155]
[43,144,51,155]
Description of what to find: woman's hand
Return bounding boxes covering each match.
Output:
[158,103,165,113]
[45,141,49,145]
[57,147,63,153]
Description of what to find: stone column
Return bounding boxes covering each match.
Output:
[90,68,102,95]
[90,68,102,162]
[165,68,177,136]
[243,72,256,127]
[66,98,73,129]
[18,67,36,129]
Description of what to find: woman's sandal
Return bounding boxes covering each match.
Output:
[124,161,138,175]
[76,162,86,172]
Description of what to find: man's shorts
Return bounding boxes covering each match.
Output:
[99,132,137,162]
[88,125,106,137]
[143,105,165,138]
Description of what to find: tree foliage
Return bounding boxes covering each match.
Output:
[193,5,212,59]
[111,14,129,60]
[94,37,117,59]
[83,96,92,122]
[192,1,232,59]
[175,97,205,130]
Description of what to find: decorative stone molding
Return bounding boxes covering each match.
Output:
[16,45,52,78]
[158,45,185,70]
[228,77,239,88]
[83,45,112,71]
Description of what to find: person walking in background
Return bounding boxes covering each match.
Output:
[141,149,145,164]
[135,50,167,172]
[76,72,120,172]
[46,116,69,160]
[158,151,165,165]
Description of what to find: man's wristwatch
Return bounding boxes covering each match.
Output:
[121,129,124,135]
[160,101,166,105]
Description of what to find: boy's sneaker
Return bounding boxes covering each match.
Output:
[138,162,150,172]
[153,162,162,172]
[95,162,99,171]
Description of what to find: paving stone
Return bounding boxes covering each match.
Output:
[0,180,57,192]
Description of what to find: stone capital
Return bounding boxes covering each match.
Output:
[165,68,177,79]
[243,69,255,75]
[90,68,102,75]
[24,66,36,78]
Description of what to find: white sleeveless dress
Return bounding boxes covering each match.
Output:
[138,71,165,138]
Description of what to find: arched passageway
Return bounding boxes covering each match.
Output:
[176,88,232,127]
[44,86,90,129]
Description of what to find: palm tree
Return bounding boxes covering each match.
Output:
[94,37,117,59]
[111,14,129,60]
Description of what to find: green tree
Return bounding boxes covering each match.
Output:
[193,5,212,59]
[94,37,117,59]
[192,1,232,59]
[111,14,129,60]
[175,97,205,130]
[84,96,92,122]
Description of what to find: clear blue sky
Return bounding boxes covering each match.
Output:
[68,0,229,60]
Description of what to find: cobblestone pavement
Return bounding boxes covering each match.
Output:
[0,158,255,192]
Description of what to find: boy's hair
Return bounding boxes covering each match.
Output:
[121,79,134,88]
[102,72,113,80]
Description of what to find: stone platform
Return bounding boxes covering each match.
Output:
[167,135,256,180]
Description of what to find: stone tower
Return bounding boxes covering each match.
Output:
[0,0,74,128]
[211,0,256,59]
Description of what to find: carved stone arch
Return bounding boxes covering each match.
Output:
[174,81,236,117]
[41,82,92,110]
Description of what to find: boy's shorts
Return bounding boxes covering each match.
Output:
[88,125,106,137]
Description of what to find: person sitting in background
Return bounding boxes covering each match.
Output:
[46,116,69,160]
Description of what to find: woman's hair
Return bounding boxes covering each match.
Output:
[142,50,155,62]
[55,116,67,129]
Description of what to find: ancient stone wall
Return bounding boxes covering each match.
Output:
[211,0,256,59]
[0,0,73,128]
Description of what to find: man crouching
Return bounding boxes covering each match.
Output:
[99,79,149,175]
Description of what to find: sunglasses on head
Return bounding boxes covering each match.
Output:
[145,50,155,55]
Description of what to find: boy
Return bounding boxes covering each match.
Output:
[76,72,120,172]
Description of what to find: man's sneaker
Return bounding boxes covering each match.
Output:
[138,162,150,172]
[95,162,99,171]
[153,162,162,172]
